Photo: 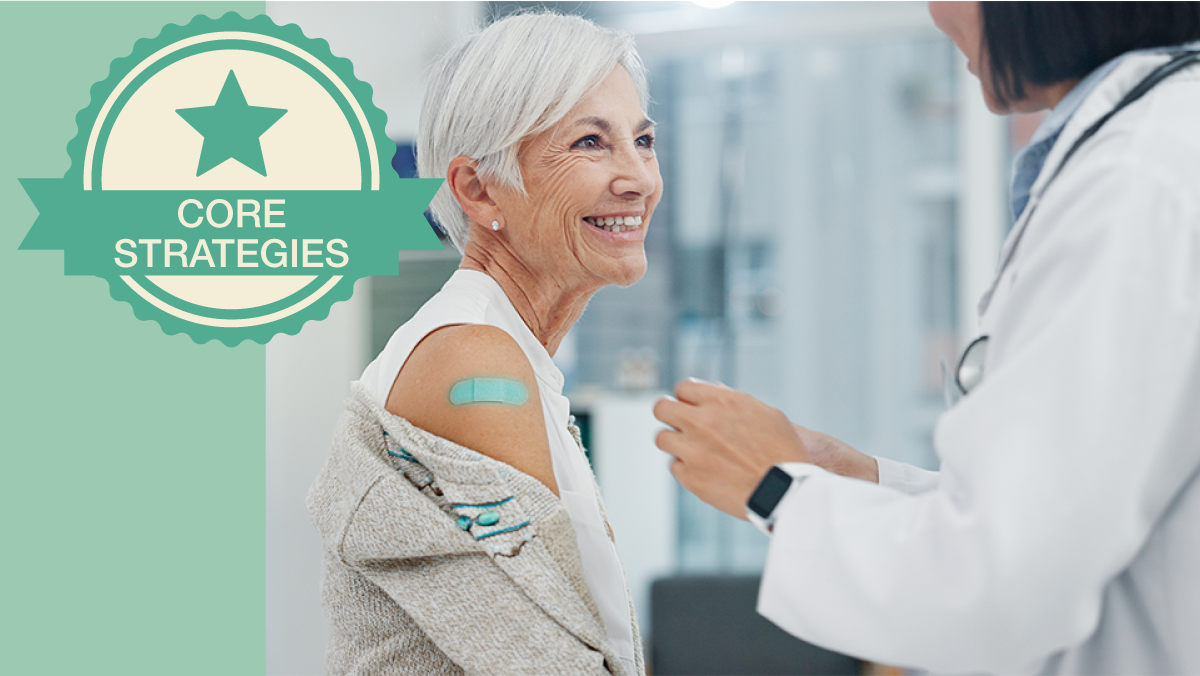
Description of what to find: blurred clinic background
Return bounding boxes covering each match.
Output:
[266,2,1039,674]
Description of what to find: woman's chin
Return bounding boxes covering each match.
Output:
[607,254,647,287]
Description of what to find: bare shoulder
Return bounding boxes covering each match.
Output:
[385,324,557,495]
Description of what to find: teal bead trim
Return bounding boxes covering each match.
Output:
[474,521,531,541]
[448,377,529,406]
[386,448,419,463]
[382,432,418,463]
[456,515,473,531]
[476,511,500,527]
[450,497,513,509]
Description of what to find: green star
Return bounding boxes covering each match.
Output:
[176,70,287,177]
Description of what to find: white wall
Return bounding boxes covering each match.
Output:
[267,1,481,142]
[266,278,368,676]
[263,4,481,674]
[954,51,1008,346]
[590,392,678,639]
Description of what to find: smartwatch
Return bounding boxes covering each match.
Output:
[745,462,824,535]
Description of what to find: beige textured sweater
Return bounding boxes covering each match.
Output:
[307,384,644,675]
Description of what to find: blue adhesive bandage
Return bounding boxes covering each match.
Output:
[449,377,529,406]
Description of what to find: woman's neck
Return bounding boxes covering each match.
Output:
[459,244,601,357]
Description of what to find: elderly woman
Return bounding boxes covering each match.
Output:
[308,12,660,676]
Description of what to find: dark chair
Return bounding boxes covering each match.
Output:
[650,575,862,676]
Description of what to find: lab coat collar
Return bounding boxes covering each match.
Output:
[978,49,1200,318]
[1008,51,1124,221]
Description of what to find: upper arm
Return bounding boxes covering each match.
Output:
[385,324,558,496]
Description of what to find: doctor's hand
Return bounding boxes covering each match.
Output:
[653,379,811,519]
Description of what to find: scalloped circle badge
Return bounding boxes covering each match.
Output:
[19,13,443,345]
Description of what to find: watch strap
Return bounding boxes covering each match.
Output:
[746,462,825,535]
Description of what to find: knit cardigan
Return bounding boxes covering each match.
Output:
[307,384,644,675]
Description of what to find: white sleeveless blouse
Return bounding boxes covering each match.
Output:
[359,269,637,671]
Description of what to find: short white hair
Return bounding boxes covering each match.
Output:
[417,12,649,253]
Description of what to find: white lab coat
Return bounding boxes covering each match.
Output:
[758,51,1200,674]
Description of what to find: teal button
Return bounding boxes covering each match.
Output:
[456,515,472,531]
[477,511,500,527]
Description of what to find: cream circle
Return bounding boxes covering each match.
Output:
[85,31,378,324]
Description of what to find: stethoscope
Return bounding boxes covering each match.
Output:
[947,49,1200,406]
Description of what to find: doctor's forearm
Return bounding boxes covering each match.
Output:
[793,423,879,483]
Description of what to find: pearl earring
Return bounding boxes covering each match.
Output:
[491,221,500,231]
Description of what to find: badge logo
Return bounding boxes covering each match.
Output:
[19,13,443,345]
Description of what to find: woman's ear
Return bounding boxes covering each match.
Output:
[447,156,501,228]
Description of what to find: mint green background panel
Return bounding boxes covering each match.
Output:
[1,3,265,675]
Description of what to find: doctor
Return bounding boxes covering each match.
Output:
[654,2,1200,674]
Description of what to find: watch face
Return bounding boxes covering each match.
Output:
[747,466,793,519]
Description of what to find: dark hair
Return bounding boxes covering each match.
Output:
[981,2,1200,105]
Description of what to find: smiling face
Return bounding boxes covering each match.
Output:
[489,66,662,290]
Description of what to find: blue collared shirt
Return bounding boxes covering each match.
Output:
[1009,42,1200,221]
